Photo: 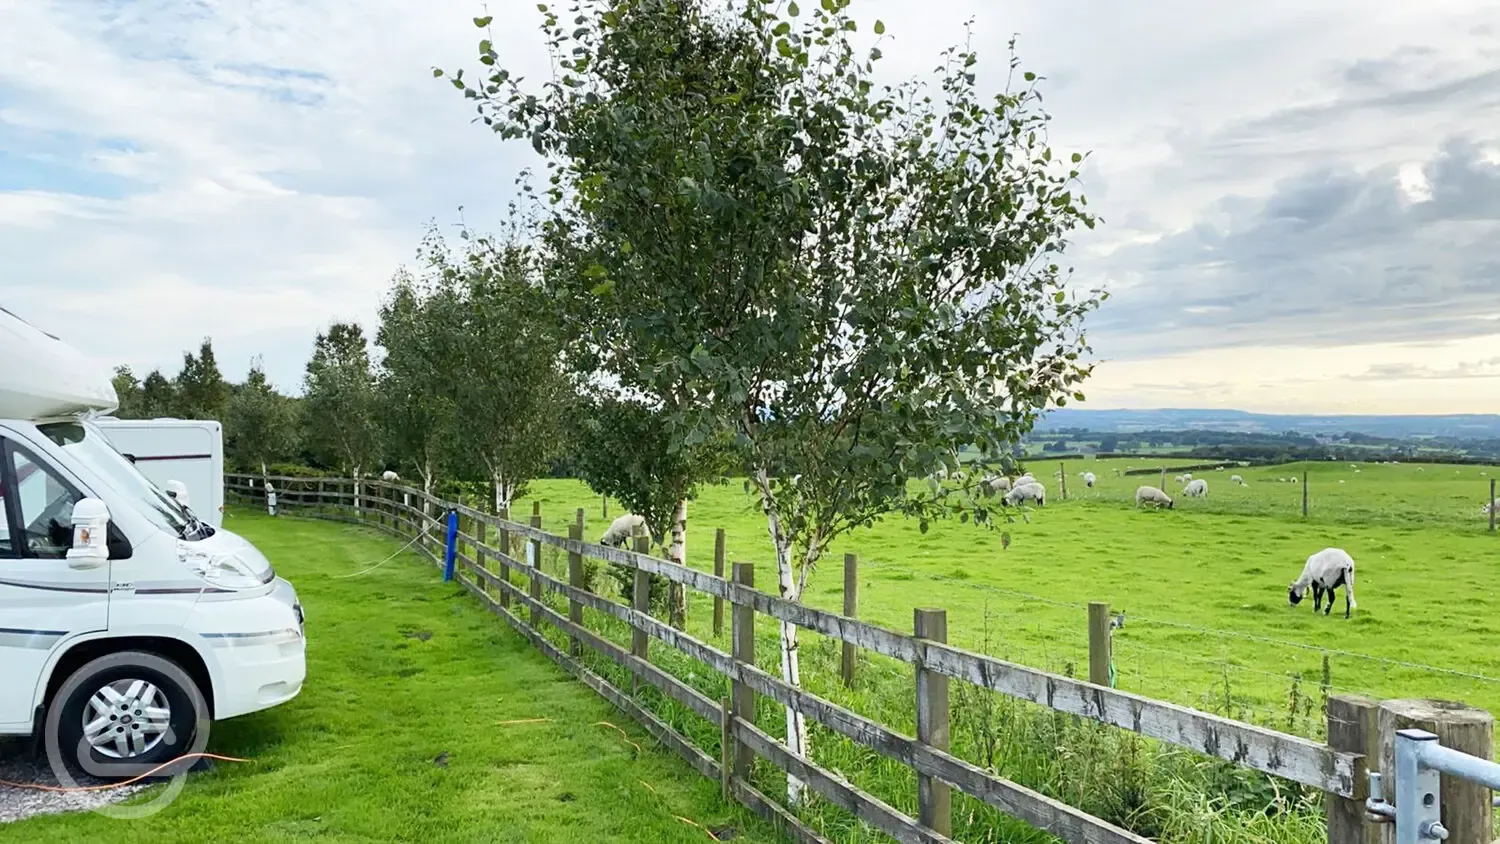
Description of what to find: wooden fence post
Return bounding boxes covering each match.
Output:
[568,524,584,657]
[533,499,541,520]
[1088,601,1112,687]
[842,553,859,688]
[1490,478,1495,532]
[1303,470,1310,518]
[602,494,608,520]
[1059,462,1068,501]
[712,528,726,638]
[914,608,952,837]
[631,535,651,663]
[1326,694,1378,844]
[528,513,543,628]
[497,507,511,609]
[1377,699,1494,844]
[1159,467,1166,491]
[475,519,490,599]
[730,562,756,780]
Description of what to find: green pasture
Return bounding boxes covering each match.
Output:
[520,458,1500,738]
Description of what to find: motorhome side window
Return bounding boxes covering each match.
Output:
[8,446,80,559]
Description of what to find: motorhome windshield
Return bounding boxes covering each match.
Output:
[36,421,202,539]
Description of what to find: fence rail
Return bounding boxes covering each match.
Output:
[229,474,1381,844]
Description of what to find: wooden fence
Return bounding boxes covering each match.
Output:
[228,474,1399,844]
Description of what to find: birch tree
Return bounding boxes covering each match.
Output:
[226,359,298,477]
[571,393,733,626]
[303,323,380,477]
[445,0,1102,802]
[375,232,464,496]
[444,230,571,512]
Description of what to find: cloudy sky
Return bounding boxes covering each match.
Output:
[3,0,1498,414]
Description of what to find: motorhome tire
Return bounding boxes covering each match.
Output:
[45,651,208,783]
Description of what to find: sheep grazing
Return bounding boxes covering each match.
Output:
[1082,471,1096,488]
[1230,474,1245,485]
[1485,499,1499,515]
[1289,548,1357,618]
[1291,476,1299,484]
[1016,473,1036,487]
[600,513,650,548]
[1173,474,1186,484]
[981,475,1011,496]
[380,470,400,482]
[1002,482,1046,507]
[1183,478,1208,498]
[1135,486,1173,509]
[1183,473,1193,482]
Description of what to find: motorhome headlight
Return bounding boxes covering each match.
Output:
[178,542,265,590]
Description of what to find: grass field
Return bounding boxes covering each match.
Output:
[516,457,1500,738]
[8,513,779,844]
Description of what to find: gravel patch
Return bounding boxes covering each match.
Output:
[0,738,149,824]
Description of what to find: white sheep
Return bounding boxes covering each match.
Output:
[1183,478,1208,498]
[1230,474,1245,485]
[1173,474,1186,484]
[1289,548,1357,618]
[1484,499,1499,515]
[600,513,650,548]
[1082,471,1096,488]
[1003,482,1046,507]
[1016,473,1036,487]
[1291,476,1299,484]
[1135,486,1174,509]
[1183,473,1193,482]
[981,475,1011,496]
[380,470,400,482]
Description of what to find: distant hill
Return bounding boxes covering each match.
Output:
[1035,408,1500,440]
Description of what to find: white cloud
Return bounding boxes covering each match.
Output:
[1,0,1497,412]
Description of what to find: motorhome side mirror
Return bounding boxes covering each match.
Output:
[66,498,111,570]
[165,479,190,508]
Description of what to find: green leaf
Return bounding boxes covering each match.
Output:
[773,21,790,35]
[874,19,885,34]
[788,1,799,16]
[473,15,493,27]
[1071,152,1082,163]
[776,38,793,57]
[432,68,445,78]
[590,279,616,296]
[1024,71,1036,82]
[1054,290,1066,304]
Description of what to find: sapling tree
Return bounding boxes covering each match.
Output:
[444,0,1101,800]
[375,229,464,496]
[446,229,572,512]
[570,392,734,626]
[226,358,298,477]
[303,323,381,477]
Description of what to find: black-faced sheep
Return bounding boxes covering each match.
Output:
[1289,548,1357,618]
[1003,482,1045,507]
[1135,486,1173,509]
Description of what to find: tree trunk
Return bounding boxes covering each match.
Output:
[420,461,434,539]
[491,468,513,512]
[755,472,809,806]
[667,498,688,629]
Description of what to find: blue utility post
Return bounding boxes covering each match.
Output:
[443,508,459,582]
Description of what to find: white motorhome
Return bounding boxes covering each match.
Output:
[0,306,304,779]
[94,418,225,527]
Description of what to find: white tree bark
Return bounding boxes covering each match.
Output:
[667,498,689,629]
[491,467,514,512]
[755,470,809,806]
